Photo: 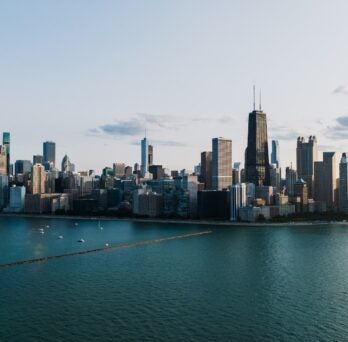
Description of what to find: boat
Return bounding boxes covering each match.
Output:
[78,238,85,243]
[58,235,63,239]
[74,223,79,226]
[40,231,45,234]
[98,221,103,230]
[46,225,50,228]
[105,243,109,247]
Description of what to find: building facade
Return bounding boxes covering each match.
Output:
[296,136,318,198]
[339,153,348,212]
[245,109,270,186]
[314,152,337,210]
[212,137,232,190]
[200,151,212,190]
[43,141,56,168]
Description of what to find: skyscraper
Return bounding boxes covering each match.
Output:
[31,163,46,194]
[3,132,10,176]
[33,155,43,165]
[271,140,280,168]
[285,166,297,196]
[141,137,148,177]
[339,153,348,212]
[61,155,74,173]
[148,145,153,167]
[43,141,56,168]
[15,160,32,175]
[296,136,318,198]
[230,183,246,221]
[0,145,7,176]
[314,152,337,210]
[245,105,270,186]
[212,137,232,190]
[200,151,212,190]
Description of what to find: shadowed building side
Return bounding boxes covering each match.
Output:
[245,109,270,186]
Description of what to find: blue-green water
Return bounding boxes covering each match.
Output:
[1,217,348,341]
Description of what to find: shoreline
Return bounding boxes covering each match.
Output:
[0,213,345,227]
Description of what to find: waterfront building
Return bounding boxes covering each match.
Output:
[133,188,163,217]
[314,152,337,210]
[245,104,271,186]
[0,175,9,208]
[43,141,56,167]
[296,136,318,198]
[212,137,232,190]
[9,186,26,212]
[3,132,10,176]
[271,140,280,168]
[183,175,199,218]
[197,190,230,220]
[32,164,46,194]
[230,183,247,221]
[339,153,348,212]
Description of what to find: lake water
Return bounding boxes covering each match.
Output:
[1,217,348,341]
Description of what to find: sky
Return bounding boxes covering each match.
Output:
[1,0,348,173]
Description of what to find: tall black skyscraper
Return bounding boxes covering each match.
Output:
[43,141,56,168]
[245,91,270,186]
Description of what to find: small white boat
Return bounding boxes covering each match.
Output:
[58,235,63,239]
[40,231,45,234]
[74,223,79,226]
[78,238,85,243]
[98,221,103,230]
[105,243,109,247]
[46,225,50,228]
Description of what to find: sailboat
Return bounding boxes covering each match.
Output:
[98,221,103,230]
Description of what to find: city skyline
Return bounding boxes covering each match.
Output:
[2,1,348,171]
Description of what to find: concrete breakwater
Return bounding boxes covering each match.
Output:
[0,230,212,269]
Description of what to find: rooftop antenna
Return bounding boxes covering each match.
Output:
[253,84,256,111]
[259,89,262,111]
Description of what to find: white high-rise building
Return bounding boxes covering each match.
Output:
[231,183,247,221]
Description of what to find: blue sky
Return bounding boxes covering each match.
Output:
[1,1,348,172]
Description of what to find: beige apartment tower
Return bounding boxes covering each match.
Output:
[212,137,232,190]
[32,164,46,194]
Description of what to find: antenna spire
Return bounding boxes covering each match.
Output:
[253,84,256,111]
[259,89,262,111]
